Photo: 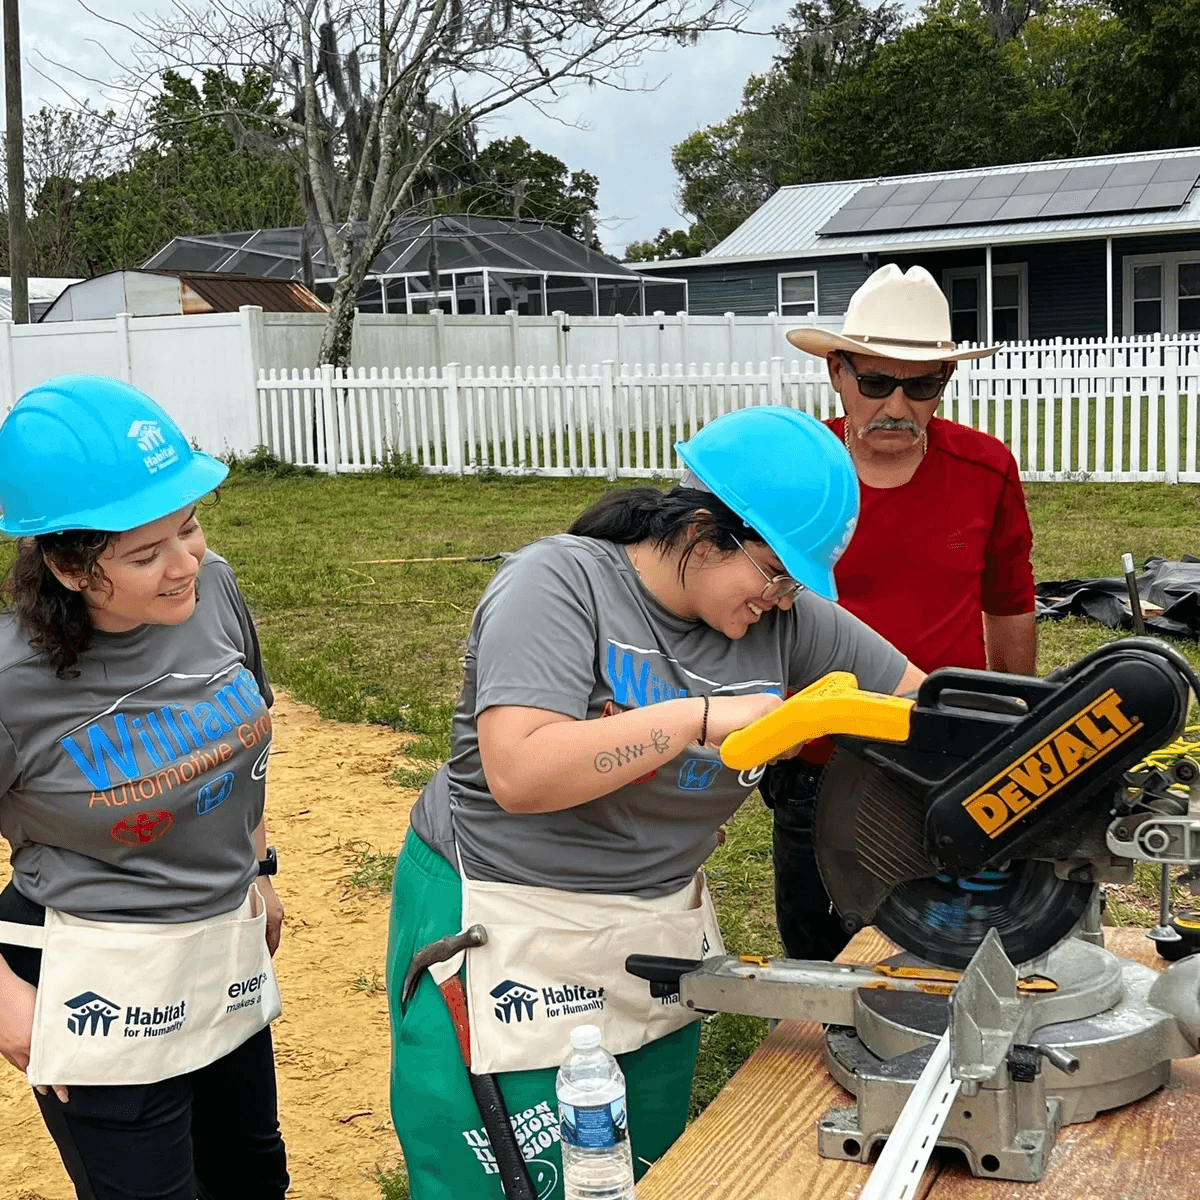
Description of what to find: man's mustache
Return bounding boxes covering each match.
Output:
[861,416,922,437]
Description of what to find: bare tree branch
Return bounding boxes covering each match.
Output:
[73,0,747,364]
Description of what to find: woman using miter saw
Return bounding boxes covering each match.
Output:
[387,405,925,1200]
[0,377,288,1199]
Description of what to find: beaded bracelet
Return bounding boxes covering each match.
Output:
[699,695,709,747]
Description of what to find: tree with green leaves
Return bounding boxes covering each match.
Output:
[624,226,707,261]
[637,1,902,257]
[434,136,600,245]
[1068,0,1200,153]
[801,14,1033,179]
[0,103,116,277]
[71,70,304,276]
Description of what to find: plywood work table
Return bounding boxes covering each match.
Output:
[637,927,1200,1200]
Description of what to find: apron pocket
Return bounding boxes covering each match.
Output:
[462,873,722,1075]
[24,887,280,1088]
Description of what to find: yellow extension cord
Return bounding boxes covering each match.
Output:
[1136,723,1200,771]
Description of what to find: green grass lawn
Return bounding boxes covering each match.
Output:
[2,464,1199,1196]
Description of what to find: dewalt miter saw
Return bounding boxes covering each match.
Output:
[626,638,1200,1189]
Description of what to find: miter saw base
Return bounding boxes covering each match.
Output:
[818,937,1187,1181]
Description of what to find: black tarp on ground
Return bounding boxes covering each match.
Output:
[1036,556,1200,639]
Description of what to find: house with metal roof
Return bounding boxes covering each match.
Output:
[145,215,687,318]
[636,148,1200,344]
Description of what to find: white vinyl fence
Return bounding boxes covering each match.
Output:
[256,334,1200,483]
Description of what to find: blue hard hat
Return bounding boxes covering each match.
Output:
[0,375,229,536]
[675,406,858,601]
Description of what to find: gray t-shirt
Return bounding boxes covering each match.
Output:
[410,535,905,896]
[0,551,274,922]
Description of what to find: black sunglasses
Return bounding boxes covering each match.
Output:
[837,351,949,402]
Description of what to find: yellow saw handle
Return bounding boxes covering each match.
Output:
[719,671,914,771]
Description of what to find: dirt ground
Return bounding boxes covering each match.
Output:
[1,693,421,1200]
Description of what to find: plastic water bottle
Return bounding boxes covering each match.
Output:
[556,1024,636,1200]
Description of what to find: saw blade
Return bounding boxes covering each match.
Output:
[871,862,1094,969]
[814,751,1096,969]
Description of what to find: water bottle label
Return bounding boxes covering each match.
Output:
[559,1097,628,1149]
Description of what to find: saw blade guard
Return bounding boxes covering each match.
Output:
[802,640,1196,968]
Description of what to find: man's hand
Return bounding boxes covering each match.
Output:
[260,879,285,957]
[0,966,68,1103]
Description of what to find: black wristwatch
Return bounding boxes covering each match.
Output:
[257,846,279,877]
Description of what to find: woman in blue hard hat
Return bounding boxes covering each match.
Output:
[0,376,288,1199]
[386,405,925,1200]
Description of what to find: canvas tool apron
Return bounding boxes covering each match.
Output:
[0,884,281,1087]
[436,846,724,1075]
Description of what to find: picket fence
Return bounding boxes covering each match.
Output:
[254,334,1200,483]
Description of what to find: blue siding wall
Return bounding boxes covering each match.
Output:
[671,233,1200,337]
[668,255,870,316]
[892,243,1108,339]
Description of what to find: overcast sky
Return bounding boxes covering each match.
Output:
[9,0,810,257]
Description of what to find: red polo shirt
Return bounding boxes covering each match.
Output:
[827,415,1035,673]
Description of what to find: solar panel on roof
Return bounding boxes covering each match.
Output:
[890,181,939,205]
[1062,164,1113,190]
[928,177,978,202]
[1012,172,1061,196]
[1039,188,1098,216]
[1087,185,1147,212]
[1107,160,1158,187]
[1152,157,1200,182]
[969,174,1019,200]
[994,194,1048,221]
[902,200,961,227]
[1140,179,1196,208]
[817,206,876,236]
[817,154,1200,236]
[860,205,920,230]
[843,184,894,208]
[951,197,1006,224]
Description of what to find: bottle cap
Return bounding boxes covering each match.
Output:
[570,1024,602,1050]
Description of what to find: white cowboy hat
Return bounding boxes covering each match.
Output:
[787,264,1001,362]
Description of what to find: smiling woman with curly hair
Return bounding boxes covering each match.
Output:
[0,376,288,1200]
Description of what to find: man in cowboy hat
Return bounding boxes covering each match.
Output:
[762,262,1036,962]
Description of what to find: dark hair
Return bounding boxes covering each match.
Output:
[568,486,766,577]
[1,531,117,677]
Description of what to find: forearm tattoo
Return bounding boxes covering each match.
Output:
[594,728,672,773]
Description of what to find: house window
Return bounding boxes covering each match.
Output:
[948,274,980,343]
[943,265,1028,343]
[1178,263,1200,332]
[1122,254,1200,335]
[778,272,817,317]
[1132,264,1163,334]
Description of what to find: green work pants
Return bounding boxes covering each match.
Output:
[386,829,701,1200]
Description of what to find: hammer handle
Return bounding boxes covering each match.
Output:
[467,1070,538,1200]
[440,975,537,1200]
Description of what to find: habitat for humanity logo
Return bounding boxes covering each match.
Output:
[64,992,121,1036]
[127,419,179,475]
[491,979,539,1024]
[542,982,605,1019]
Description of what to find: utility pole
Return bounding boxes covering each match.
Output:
[3,0,28,324]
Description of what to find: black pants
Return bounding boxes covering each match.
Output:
[760,760,851,962]
[0,883,289,1200]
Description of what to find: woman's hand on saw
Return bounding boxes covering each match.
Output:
[703,693,784,748]
[0,962,68,1103]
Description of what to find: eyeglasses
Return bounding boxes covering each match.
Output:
[837,351,948,402]
[731,536,803,604]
